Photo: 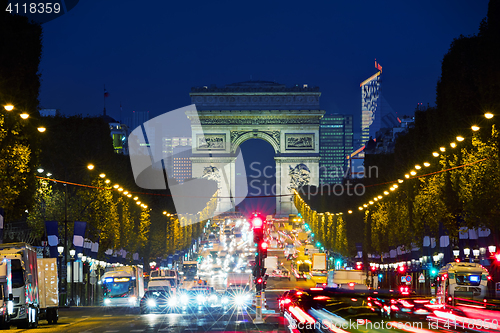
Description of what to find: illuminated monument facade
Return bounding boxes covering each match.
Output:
[187,81,325,216]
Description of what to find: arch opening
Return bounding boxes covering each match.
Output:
[235,138,276,216]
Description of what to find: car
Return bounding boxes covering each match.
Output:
[140,290,174,314]
[269,266,291,281]
[282,288,379,332]
[222,286,252,307]
[172,287,219,312]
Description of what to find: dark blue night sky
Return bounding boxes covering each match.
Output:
[39,0,489,133]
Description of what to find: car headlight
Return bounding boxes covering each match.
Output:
[180,294,189,304]
[129,296,137,304]
[234,294,248,305]
[147,299,156,307]
[168,297,177,307]
[104,298,111,305]
[221,296,229,304]
[196,295,205,303]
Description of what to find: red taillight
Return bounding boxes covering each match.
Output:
[391,305,399,311]
[283,298,291,304]
[289,306,316,324]
[348,282,355,287]
[399,300,414,308]
[310,287,323,291]
[313,296,329,300]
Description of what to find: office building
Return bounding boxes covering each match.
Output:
[319,114,353,184]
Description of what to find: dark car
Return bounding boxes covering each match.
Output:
[140,290,173,314]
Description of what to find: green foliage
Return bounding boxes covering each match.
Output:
[0,7,43,220]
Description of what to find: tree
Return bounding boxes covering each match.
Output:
[0,4,43,220]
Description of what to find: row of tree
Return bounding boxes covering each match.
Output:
[295,1,500,258]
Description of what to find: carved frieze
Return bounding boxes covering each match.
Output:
[191,117,320,125]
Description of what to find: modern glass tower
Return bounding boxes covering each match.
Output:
[319,114,353,184]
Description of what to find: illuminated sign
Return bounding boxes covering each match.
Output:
[113,278,130,282]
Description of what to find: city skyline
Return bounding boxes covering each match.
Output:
[38,0,489,134]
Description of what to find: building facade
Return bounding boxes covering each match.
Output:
[319,114,353,184]
[360,60,398,146]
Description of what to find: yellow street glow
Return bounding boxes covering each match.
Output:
[348,210,352,214]
[456,136,464,142]
[118,188,123,192]
[20,113,29,119]
[432,152,439,157]
[127,194,132,198]
[390,187,395,191]
[123,191,129,195]
[471,125,480,131]
[384,191,389,195]
[133,197,138,200]
[37,127,46,133]
[393,184,398,189]
[450,142,457,148]
[113,184,119,189]
[105,179,110,184]
[405,174,410,179]
[99,173,106,178]
[4,104,14,111]
[369,201,374,205]
[363,204,368,208]
[163,211,167,215]
[87,164,94,170]
[485,112,494,119]
[398,179,403,183]
[440,147,446,152]
[136,201,141,205]
[424,162,430,167]
[374,198,378,201]
[415,165,421,170]
[358,207,363,211]
[410,170,416,176]
[378,195,382,199]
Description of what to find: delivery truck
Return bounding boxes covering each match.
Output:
[327,269,377,290]
[0,243,39,328]
[0,258,13,328]
[310,253,327,283]
[37,258,59,324]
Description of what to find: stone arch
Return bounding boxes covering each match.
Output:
[231,131,280,154]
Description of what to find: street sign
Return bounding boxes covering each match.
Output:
[406,275,412,283]
[418,273,425,283]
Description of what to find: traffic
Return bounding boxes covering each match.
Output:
[0,214,497,332]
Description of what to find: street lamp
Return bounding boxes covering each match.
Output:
[453,246,460,258]
[464,247,470,260]
[473,246,480,262]
[57,244,64,306]
[489,245,497,256]
[69,247,76,306]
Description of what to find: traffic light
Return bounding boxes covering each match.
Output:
[398,266,405,273]
[259,241,268,259]
[255,277,263,292]
[378,273,383,280]
[430,267,438,277]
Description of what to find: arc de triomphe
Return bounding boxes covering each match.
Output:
[186,81,324,217]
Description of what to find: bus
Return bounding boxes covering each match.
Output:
[437,262,489,304]
[102,265,144,307]
[182,261,198,281]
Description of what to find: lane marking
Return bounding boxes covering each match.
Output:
[130,330,145,332]
[103,314,113,317]
[81,315,90,318]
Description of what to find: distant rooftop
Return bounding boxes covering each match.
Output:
[191,80,319,93]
